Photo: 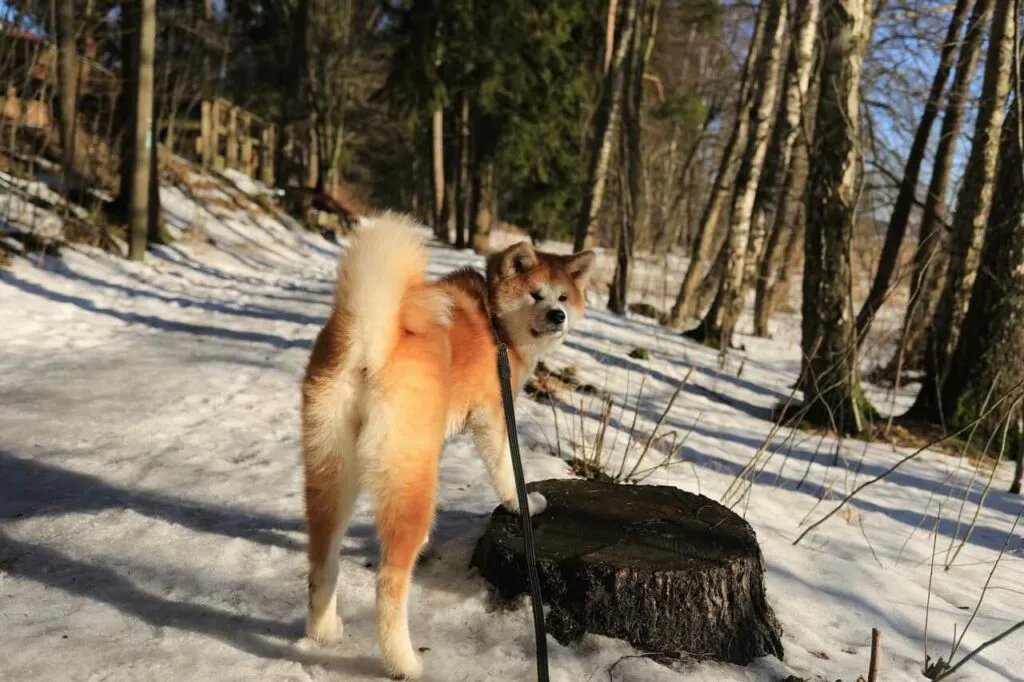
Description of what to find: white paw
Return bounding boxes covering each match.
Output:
[503,492,548,517]
[305,612,343,645]
[527,492,548,516]
[384,650,423,679]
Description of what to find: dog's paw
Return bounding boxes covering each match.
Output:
[384,651,423,680]
[526,492,548,516]
[503,492,547,517]
[305,612,344,645]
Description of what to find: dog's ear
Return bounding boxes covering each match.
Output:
[567,250,596,286]
[498,241,538,277]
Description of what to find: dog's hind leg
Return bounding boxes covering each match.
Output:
[373,459,437,680]
[302,391,362,645]
[362,380,444,679]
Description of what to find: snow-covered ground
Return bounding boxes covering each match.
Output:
[1,168,1022,682]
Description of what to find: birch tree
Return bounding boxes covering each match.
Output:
[666,1,771,327]
[854,0,974,341]
[609,0,659,314]
[883,0,990,380]
[942,90,1024,493]
[574,0,637,252]
[751,0,820,338]
[689,0,788,348]
[799,0,873,434]
[907,0,1014,422]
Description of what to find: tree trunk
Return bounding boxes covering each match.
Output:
[471,479,785,665]
[164,74,186,155]
[941,93,1024,472]
[55,0,78,195]
[693,0,788,349]
[799,0,873,435]
[1012,437,1023,494]
[573,0,636,252]
[1011,420,1024,493]
[275,0,310,188]
[908,0,1013,424]
[603,0,620,74]
[147,92,166,246]
[609,0,655,315]
[695,242,726,319]
[855,0,973,341]
[885,0,990,380]
[667,1,771,328]
[471,157,495,253]
[442,176,455,242]
[454,92,471,250]
[127,0,157,261]
[199,0,215,172]
[431,106,446,239]
[750,0,820,338]
[305,125,319,189]
[754,127,810,336]
[768,207,804,317]
[314,118,345,196]
[115,4,137,218]
[468,111,482,247]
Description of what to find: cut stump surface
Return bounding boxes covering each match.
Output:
[470,478,784,665]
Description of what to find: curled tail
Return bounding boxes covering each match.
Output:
[333,211,452,375]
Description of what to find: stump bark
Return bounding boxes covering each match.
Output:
[470,479,784,665]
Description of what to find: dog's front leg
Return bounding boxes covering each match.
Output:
[469,409,547,516]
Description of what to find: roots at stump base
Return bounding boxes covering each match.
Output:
[470,479,784,665]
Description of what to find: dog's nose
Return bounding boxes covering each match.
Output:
[547,309,566,325]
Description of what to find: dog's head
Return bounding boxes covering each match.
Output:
[486,241,596,353]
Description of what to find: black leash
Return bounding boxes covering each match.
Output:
[496,342,550,682]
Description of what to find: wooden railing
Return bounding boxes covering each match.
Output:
[194,98,276,185]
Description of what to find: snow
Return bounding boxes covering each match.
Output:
[2,169,1023,682]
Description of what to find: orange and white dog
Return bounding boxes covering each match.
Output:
[299,211,594,678]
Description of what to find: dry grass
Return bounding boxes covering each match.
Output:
[525,361,694,484]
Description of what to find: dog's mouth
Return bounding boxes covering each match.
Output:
[531,326,565,338]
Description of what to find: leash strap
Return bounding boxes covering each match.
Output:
[496,342,550,682]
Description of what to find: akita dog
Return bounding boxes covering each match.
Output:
[300,211,595,678]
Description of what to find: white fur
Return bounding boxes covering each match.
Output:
[378,570,423,679]
[334,211,449,376]
[303,367,364,645]
[468,409,548,516]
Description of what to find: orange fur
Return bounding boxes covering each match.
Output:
[299,212,594,679]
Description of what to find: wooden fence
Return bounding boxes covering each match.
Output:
[191,98,276,185]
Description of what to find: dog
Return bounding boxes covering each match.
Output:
[299,211,595,678]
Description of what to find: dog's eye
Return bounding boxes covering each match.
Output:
[531,291,543,302]
[558,294,568,302]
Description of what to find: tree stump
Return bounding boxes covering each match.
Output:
[470,479,784,665]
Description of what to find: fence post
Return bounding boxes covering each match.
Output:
[260,124,276,185]
[225,104,239,170]
[200,100,211,170]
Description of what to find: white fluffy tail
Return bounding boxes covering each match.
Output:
[333,211,451,375]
